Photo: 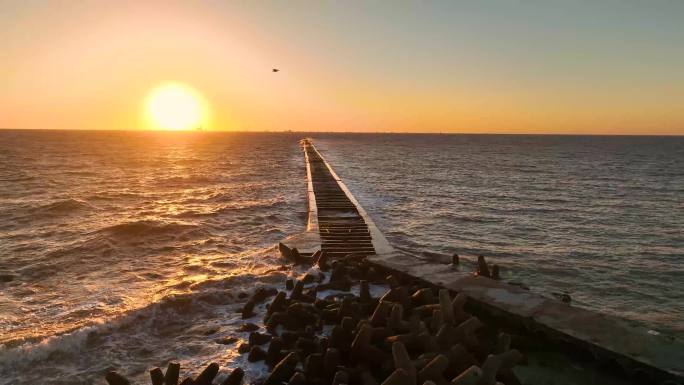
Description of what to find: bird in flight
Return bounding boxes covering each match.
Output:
[272,68,280,72]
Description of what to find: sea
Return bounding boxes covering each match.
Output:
[0,130,682,384]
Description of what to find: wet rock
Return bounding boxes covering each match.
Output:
[216,336,239,345]
[286,279,294,290]
[105,371,130,385]
[238,343,251,354]
[265,352,299,385]
[165,362,180,385]
[222,368,244,385]
[477,256,491,278]
[248,346,267,362]
[452,254,460,266]
[249,332,272,346]
[194,363,219,385]
[238,323,260,332]
[150,368,164,385]
[241,301,256,319]
[266,338,285,366]
[360,280,372,302]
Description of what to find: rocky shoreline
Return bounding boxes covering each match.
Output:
[104,250,524,385]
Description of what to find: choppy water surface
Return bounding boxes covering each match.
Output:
[0,130,306,384]
[314,134,684,338]
[0,131,682,384]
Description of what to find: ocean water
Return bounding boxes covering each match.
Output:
[0,130,306,384]
[314,133,684,337]
[0,131,682,384]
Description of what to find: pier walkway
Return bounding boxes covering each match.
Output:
[282,138,684,384]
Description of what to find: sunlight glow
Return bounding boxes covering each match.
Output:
[145,83,206,130]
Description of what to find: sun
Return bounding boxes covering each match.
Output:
[145,83,206,130]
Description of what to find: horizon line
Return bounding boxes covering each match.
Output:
[0,127,683,137]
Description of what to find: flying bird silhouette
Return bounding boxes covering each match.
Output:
[272,68,279,72]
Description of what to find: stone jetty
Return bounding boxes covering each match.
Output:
[104,138,683,385]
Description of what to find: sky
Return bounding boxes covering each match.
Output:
[1,0,683,134]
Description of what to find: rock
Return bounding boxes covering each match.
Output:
[452,254,459,266]
[386,275,400,288]
[288,372,307,385]
[388,304,409,332]
[491,265,500,280]
[451,294,468,323]
[454,317,483,349]
[323,348,341,378]
[150,367,165,385]
[392,342,416,385]
[248,346,267,362]
[438,290,455,325]
[494,333,511,354]
[302,273,316,284]
[361,371,380,385]
[479,350,522,385]
[359,280,372,302]
[216,336,238,345]
[286,279,294,290]
[411,288,435,305]
[241,301,256,319]
[450,366,481,385]
[381,369,413,385]
[304,353,324,378]
[221,368,244,385]
[238,323,260,332]
[179,378,193,385]
[105,371,130,385]
[351,323,387,364]
[165,362,180,385]
[266,337,285,366]
[477,256,491,278]
[265,352,299,385]
[249,332,272,346]
[332,371,349,385]
[194,363,220,385]
[238,343,251,354]
[418,354,449,385]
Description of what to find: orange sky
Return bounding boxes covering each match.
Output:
[1,1,683,134]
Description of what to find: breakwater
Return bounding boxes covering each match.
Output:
[103,138,683,385]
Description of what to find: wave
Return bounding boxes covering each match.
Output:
[172,197,287,219]
[99,220,200,238]
[30,199,94,215]
[0,266,286,383]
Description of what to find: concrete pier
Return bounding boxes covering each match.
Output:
[282,138,684,384]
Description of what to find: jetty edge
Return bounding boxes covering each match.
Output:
[282,138,683,384]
